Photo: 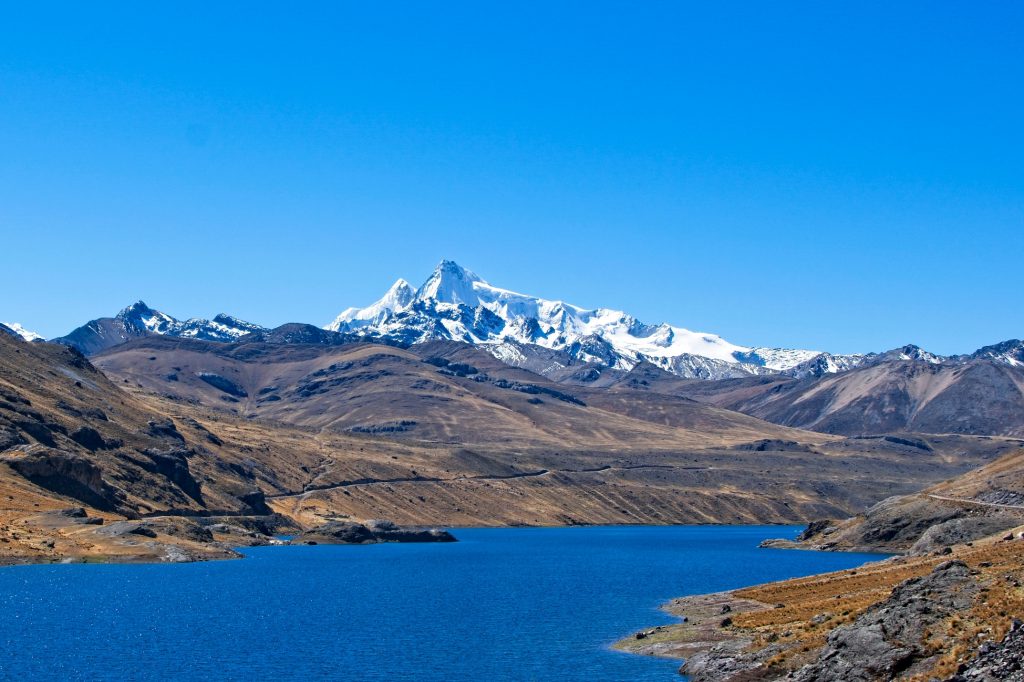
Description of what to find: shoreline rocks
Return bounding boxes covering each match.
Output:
[291,519,457,545]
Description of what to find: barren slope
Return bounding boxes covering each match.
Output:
[615,359,1024,437]
[775,448,1024,554]
[3,331,1018,564]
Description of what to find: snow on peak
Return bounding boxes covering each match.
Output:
[326,278,417,331]
[116,300,176,333]
[110,301,266,340]
[1,322,43,342]
[323,260,835,377]
[968,339,1024,367]
[882,344,945,364]
[416,260,485,306]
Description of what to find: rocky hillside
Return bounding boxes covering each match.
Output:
[618,356,1024,437]
[33,263,1024,439]
[766,448,1024,554]
[3,329,1016,564]
[53,301,265,355]
[619,449,1024,681]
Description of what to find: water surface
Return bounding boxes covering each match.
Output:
[0,526,883,681]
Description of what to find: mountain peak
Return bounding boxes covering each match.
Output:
[436,259,477,276]
[387,278,416,301]
[322,261,875,380]
[0,322,43,342]
[117,300,154,319]
[418,260,484,305]
[971,339,1024,367]
[881,344,944,364]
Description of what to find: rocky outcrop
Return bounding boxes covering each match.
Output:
[197,514,298,537]
[909,516,1021,555]
[763,448,1024,554]
[292,519,456,545]
[68,426,119,451]
[792,560,978,681]
[138,448,203,503]
[197,372,248,398]
[97,518,214,543]
[947,618,1024,681]
[3,449,126,512]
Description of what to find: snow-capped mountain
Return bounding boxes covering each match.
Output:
[784,351,870,380]
[874,344,945,365]
[326,260,863,379]
[54,301,266,355]
[25,262,1021,382]
[114,301,266,342]
[968,339,1024,367]
[0,322,43,342]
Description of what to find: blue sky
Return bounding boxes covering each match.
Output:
[1,2,1021,354]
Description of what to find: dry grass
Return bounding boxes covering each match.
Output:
[726,532,1024,677]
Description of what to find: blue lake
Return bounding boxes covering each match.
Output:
[0,526,883,681]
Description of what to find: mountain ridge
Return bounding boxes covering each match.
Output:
[36,260,1023,383]
[324,260,850,378]
[52,301,267,355]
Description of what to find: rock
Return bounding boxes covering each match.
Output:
[139,448,203,503]
[98,522,158,539]
[97,518,213,543]
[238,490,271,515]
[54,507,88,518]
[4,449,126,512]
[793,560,977,681]
[197,514,298,536]
[798,519,836,542]
[734,439,815,453]
[910,517,1021,555]
[682,639,766,682]
[291,520,457,545]
[69,426,117,451]
[196,373,248,398]
[946,618,1024,681]
[0,428,28,451]
[31,507,104,526]
[205,523,276,546]
[146,419,185,442]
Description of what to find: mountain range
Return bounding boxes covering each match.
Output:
[32,260,1022,383]
[0,267,1021,564]
[3,262,1020,679]
[50,302,266,355]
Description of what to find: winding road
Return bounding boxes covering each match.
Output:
[266,463,709,500]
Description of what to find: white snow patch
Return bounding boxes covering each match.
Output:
[2,322,43,342]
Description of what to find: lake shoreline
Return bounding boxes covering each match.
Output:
[615,526,1024,680]
[0,516,807,567]
[0,526,878,681]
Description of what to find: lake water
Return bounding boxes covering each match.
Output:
[0,526,883,681]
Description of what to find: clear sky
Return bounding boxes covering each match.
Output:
[1,3,1021,354]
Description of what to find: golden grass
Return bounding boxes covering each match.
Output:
[713,531,1024,678]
